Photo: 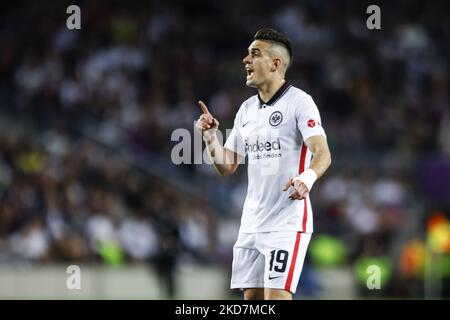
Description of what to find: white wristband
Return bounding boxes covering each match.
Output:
[292,168,317,192]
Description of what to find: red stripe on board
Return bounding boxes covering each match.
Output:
[284,232,302,292]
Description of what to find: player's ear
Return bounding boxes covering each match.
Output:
[271,58,281,72]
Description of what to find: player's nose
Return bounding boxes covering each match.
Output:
[243,54,251,64]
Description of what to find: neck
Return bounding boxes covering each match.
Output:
[257,78,286,103]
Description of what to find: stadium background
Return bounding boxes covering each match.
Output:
[0,0,449,299]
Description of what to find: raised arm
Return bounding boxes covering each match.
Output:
[196,100,243,176]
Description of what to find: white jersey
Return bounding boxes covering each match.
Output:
[224,82,326,233]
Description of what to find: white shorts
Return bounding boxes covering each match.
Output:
[230,231,311,294]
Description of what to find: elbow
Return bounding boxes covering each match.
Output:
[217,169,228,177]
[217,165,235,177]
[218,169,232,177]
[326,153,332,171]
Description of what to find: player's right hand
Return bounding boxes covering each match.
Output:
[196,100,219,139]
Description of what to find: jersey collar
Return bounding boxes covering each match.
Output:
[258,81,292,109]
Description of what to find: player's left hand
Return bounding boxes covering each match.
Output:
[283,178,309,200]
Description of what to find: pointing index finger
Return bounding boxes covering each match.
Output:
[198,100,211,115]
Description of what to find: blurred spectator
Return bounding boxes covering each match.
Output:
[118,210,158,261]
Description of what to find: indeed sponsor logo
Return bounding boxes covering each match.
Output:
[245,138,281,153]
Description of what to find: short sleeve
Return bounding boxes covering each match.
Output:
[296,94,326,142]
[224,105,246,157]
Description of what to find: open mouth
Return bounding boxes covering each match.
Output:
[246,69,254,77]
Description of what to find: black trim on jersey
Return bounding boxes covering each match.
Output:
[258,81,292,109]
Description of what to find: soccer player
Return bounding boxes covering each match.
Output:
[195,28,331,300]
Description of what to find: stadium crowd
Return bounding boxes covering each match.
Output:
[0,0,448,298]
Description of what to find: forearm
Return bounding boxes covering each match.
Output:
[293,146,330,194]
[309,147,331,179]
[203,133,237,176]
